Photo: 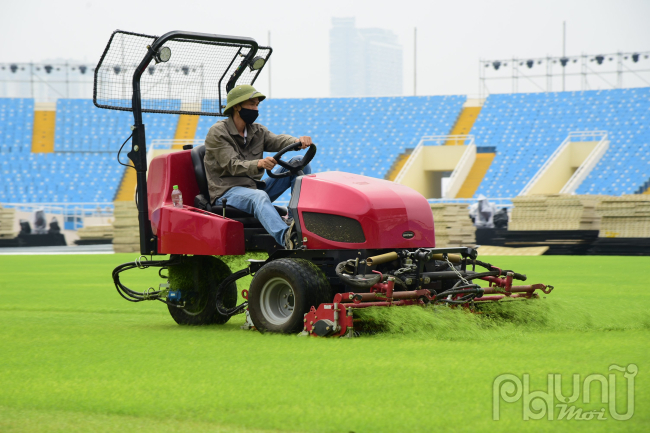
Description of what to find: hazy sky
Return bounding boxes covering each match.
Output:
[1,0,649,98]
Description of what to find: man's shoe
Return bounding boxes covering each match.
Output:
[283,218,295,249]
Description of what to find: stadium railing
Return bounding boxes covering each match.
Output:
[427,197,513,208]
[519,130,608,196]
[393,134,476,185]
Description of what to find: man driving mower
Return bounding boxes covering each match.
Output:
[203,84,313,249]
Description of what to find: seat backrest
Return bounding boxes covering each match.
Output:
[191,145,210,201]
[147,150,200,220]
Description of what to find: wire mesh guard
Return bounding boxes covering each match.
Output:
[94,30,271,116]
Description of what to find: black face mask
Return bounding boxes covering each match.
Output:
[239,107,259,125]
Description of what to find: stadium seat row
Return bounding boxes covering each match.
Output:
[1,88,649,205]
[471,88,650,196]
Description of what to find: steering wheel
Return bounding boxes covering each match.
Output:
[266,141,317,179]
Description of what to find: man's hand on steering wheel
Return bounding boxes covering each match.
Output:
[265,141,318,179]
[297,136,312,149]
[257,156,277,170]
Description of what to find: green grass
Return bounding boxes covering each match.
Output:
[0,254,648,432]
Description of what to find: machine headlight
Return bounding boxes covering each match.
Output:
[249,56,265,71]
[157,46,172,63]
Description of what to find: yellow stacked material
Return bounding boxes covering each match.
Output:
[112,201,140,253]
[477,245,549,256]
[77,225,113,241]
[430,203,476,247]
[509,195,601,231]
[0,204,16,239]
[596,195,650,238]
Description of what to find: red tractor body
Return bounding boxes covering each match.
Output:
[148,150,245,256]
[294,171,435,250]
[147,150,436,255]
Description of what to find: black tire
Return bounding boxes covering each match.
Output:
[248,258,331,334]
[167,256,237,325]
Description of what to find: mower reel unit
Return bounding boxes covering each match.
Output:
[95,29,555,337]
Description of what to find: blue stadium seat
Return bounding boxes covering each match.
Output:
[53,99,179,152]
[470,88,650,197]
[0,98,170,204]
[0,98,34,154]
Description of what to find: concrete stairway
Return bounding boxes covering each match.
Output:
[456,152,496,198]
[446,99,494,198]
[114,168,137,202]
[31,102,56,153]
[445,105,482,145]
[174,114,200,148]
[384,149,413,181]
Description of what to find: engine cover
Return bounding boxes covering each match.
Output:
[292,172,435,250]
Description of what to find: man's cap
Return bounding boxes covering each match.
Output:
[224,85,266,116]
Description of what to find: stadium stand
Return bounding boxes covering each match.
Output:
[471,88,650,197]
[0,98,33,154]
[0,98,177,204]
[2,88,649,206]
[1,152,122,203]
[54,99,178,152]
[196,96,466,202]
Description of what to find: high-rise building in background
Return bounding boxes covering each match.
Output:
[330,18,403,97]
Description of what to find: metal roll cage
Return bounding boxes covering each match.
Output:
[126,31,263,255]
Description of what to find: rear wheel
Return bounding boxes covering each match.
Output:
[167,255,237,325]
[248,258,331,333]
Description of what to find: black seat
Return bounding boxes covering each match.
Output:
[190,145,288,220]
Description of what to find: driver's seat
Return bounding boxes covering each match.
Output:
[190,145,288,223]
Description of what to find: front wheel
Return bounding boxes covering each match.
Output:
[248,258,331,333]
[167,255,237,325]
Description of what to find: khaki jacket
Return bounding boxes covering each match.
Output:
[204,117,297,202]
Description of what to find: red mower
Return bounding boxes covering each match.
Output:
[98,30,554,337]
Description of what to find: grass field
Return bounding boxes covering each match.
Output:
[0,253,648,432]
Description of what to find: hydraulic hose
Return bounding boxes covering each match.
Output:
[474,259,527,281]
[421,269,527,282]
[112,256,252,316]
[421,270,500,280]
[112,256,181,304]
[430,285,485,304]
[433,285,484,298]
[215,268,251,317]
